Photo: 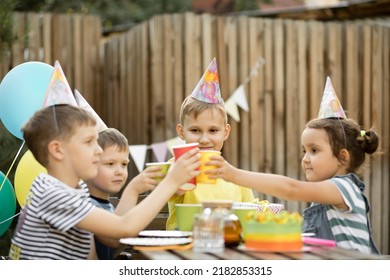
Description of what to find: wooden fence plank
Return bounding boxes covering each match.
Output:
[11,13,26,66]
[184,12,201,96]
[163,14,174,144]
[173,14,184,130]
[118,34,127,132]
[238,16,250,170]
[248,18,263,173]
[345,22,359,121]
[325,22,343,99]
[308,21,324,120]
[273,19,285,210]
[380,23,389,253]
[285,19,300,213]
[149,16,164,143]
[263,19,274,202]
[247,18,263,199]
[370,23,383,251]
[226,16,238,166]
[41,13,52,64]
[201,14,213,68]
[72,15,82,92]
[296,20,310,212]
[26,12,40,61]
[140,22,149,145]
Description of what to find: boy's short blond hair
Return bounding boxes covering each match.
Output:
[179,96,228,124]
[98,128,128,152]
[22,104,97,167]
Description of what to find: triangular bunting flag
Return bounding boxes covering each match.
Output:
[129,145,147,173]
[74,89,108,132]
[166,137,186,156]
[225,97,240,122]
[231,85,249,112]
[151,142,168,162]
[42,60,77,107]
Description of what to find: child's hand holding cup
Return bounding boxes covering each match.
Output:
[172,142,199,191]
[145,162,172,182]
[197,150,221,184]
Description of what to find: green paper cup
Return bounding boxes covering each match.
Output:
[145,162,172,182]
[176,203,202,231]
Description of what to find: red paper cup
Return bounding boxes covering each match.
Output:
[172,142,199,191]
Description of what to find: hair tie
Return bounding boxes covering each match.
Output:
[360,130,366,137]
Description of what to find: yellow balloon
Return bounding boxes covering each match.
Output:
[15,150,47,206]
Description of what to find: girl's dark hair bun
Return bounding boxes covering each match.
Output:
[357,130,379,154]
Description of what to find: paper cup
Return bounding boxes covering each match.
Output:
[172,142,199,191]
[145,162,172,182]
[176,203,202,231]
[196,150,221,184]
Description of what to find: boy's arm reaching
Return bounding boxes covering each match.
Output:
[77,148,201,239]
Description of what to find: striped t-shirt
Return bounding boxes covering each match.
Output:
[9,173,95,259]
[326,175,371,253]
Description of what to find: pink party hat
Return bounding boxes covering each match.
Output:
[74,89,108,132]
[42,60,77,107]
[191,57,223,104]
[318,76,346,119]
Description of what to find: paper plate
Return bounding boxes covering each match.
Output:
[120,237,192,246]
[138,230,192,238]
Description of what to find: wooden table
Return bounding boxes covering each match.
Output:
[128,243,390,260]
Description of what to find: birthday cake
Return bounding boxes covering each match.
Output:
[243,211,303,251]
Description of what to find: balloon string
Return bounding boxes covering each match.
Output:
[0,141,25,192]
[0,211,20,225]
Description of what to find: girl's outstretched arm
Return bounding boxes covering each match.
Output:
[206,155,346,208]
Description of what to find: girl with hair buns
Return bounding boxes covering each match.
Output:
[206,78,381,254]
[207,117,380,254]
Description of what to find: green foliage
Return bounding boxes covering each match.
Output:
[234,0,262,11]
[13,0,268,29]
[0,0,17,61]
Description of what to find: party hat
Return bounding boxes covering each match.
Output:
[318,76,346,119]
[42,60,77,107]
[74,89,108,132]
[190,57,223,104]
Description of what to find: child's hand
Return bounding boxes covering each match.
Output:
[204,154,235,182]
[128,167,163,194]
[164,148,201,188]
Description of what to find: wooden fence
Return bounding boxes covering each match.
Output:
[0,12,389,254]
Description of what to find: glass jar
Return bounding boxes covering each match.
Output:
[202,200,242,247]
[192,208,224,253]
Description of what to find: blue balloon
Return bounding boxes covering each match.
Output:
[0,61,54,139]
[0,171,17,237]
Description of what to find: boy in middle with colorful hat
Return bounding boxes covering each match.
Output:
[166,58,255,230]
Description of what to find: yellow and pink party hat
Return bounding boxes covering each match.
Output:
[74,89,108,132]
[318,76,346,119]
[191,57,223,104]
[42,60,77,107]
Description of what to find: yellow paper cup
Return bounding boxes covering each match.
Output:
[145,162,172,182]
[176,203,202,231]
[196,150,221,184]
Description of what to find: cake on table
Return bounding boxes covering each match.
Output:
[243,211,303,251]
